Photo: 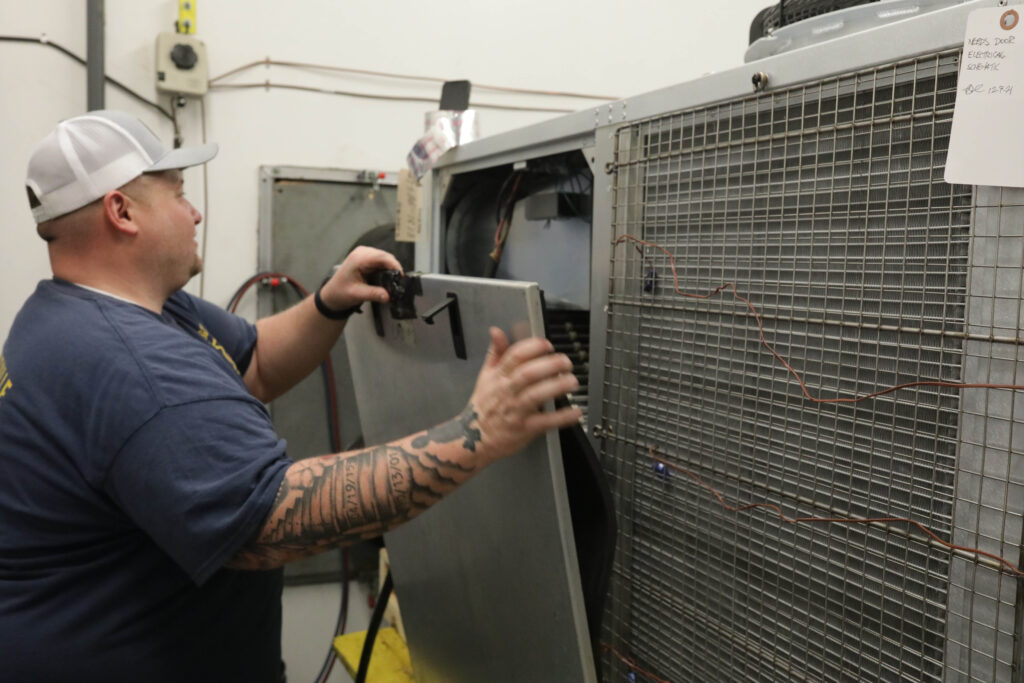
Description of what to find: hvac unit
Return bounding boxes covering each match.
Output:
[418,1,1024,681]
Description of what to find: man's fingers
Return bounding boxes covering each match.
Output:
[483,327,510,370]
[345,283,389,303]
[357,250,403,274]
[517,372,579,408]
[337,247,403,281]
[505,350,573,387]
[507,353,574,394]
[496,336,556,376]
[524,405,583,434]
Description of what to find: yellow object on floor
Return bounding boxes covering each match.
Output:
[333,627,414,682]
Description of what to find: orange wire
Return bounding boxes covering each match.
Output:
[601,643,674,683]
[648,447,1024,576]
[614,234,1024,402]
[612,235,1024,575]
[491,174,525,260]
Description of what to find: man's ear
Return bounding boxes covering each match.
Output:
[102,189,140,236]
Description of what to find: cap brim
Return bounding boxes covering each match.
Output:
[148,142,219,172]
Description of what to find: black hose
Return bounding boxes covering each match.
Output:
[355,570,394,683]
[312,549,349,683]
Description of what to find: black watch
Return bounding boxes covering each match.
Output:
[314,286,362,321]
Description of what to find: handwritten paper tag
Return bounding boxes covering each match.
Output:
[395,168,422,243]
[946,7,1024,186]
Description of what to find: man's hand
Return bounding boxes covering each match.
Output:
[320,246,403,311]
[243,247,402,402]
[467,327,583,463]
[229,325,584,570]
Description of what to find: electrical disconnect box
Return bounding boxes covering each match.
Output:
[155,32,209,96]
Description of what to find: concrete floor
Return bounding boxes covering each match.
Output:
[281,579,375,683]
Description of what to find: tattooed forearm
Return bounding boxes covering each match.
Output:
[411,404,481,451]
[227,413,483,570]
[421,449,474,473]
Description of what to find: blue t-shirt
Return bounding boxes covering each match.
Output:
[0,279,292,682]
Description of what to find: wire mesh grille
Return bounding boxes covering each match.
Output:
[945,186,1024,680]
[596,50,1013,682]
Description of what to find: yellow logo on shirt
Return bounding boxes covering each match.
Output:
[196,324,240,375]
[0,355,12,402]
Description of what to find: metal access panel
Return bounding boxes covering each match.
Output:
[258,166,401,454]
[257,166,403,583]
[345,274,596,683]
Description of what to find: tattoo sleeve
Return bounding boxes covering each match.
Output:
[226,406,483,570]
[411,405,481,451]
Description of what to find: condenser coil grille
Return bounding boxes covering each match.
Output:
[596,50,1018,681]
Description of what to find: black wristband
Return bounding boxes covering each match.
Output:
[314,286,362,321]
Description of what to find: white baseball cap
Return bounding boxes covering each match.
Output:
[25,109,218,223]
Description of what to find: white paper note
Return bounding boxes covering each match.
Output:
[945,7,1024,187]
[395,168,422,243]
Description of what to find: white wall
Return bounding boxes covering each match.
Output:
[0,0,769,680]
[1,0,770,336]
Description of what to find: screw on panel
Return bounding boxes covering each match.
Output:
[752,72,769,92]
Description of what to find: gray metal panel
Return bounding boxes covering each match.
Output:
[258,165,400,282]
[437,129,597,176]
[429,0,998,179]
[256,166,398,582]
[948,186,1024,681]
[345,274,596,683]
[744,0,966,62]
[260,167,398,451]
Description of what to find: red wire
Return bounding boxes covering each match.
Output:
[228,271,309,313]
[648,447,1024,576]
[228,271,341,450]
[615,234,1024,402]
[492,174,525,252]
[613,235,1024,575]
[601,643,674,683]
[493,217,507,249]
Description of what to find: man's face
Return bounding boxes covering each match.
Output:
[130,170,203,288]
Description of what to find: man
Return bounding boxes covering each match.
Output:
[0,110,581,681]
